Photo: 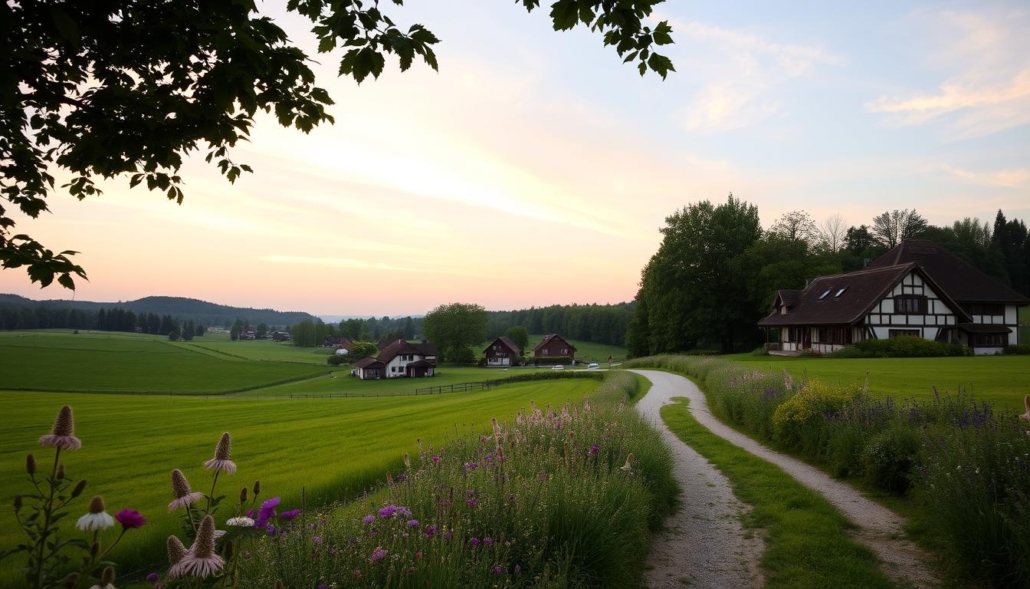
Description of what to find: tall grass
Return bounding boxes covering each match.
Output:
[624,355,1030,588]
[235,372,677,588]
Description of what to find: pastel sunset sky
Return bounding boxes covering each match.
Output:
[2,1,1028,317]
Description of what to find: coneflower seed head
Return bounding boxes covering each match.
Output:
[193,515,216,558]
[71,479,87,498]
[253,480,260,496]
[52,405,74,437]
[26,454,35,475]
[240,487,247,503]
[171,469,191,498]
[214,433,231,461]
[88,495,106,514]
[101,566,115,585]
[167,535,188,565]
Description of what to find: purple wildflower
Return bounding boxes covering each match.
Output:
[484,537,493,546]
[362,514,375,525]
[407,519,419,528]
[494,565,503,574]
[146,573,159,582]
[312,536,323,544]
[280,509,301,520]
[469,537,480,547]
[424,524,437,538]
[515,564,522,574]
[370,547,387,563]
[378,505,397,518]
[588,444,600,456]
[115,509,147,529]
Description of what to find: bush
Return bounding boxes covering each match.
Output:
[861,426,920,494]
[772,380,861,454]
[326,354,350,366]
[1004,344,1030,355]
[831,337,966,358]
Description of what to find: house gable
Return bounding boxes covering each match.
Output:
[533,334,577,358]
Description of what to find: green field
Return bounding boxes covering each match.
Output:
[728,353,1030,409]
[0,331,327,393]
[525,334,627,363]
[173,332,334,365]
[0,330,605,583]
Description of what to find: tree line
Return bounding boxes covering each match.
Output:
[0,305,205,338]
[485,304,634,347]
[627,195,1030,357]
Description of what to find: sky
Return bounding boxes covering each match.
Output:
[2,0,1029,317]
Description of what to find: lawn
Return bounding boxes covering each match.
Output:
[172,332,334,365]
[0,331,326,394]
[526,334,627,363]
[727,353,1030,409]
[0,378,599,583]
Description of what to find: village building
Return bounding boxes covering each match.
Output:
[532,334,577,359]
[759,239,1028,355]
[483,336,521,367]
[352,338,437,379]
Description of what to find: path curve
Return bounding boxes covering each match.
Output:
[634,371,764,588]
[631,369,935,589]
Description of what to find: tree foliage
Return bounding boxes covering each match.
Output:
[504,326,529,355]
[1,0,675,289]
[870,209,928,249]
[628,194,763,354]
[423,302,488,362]
[769,210,818,244]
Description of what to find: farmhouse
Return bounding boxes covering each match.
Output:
[759,240,1029,355]
[483,336,521,367]
[533,334,576,359]
[352,338,437,379]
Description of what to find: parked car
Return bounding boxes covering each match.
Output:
[587,363,600,369]
[551,364,564,370]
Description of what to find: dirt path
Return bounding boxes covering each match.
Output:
[634,371,765,588]
[631,369,936,589]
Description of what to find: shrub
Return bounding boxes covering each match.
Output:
[326,354,349,366]
[832,337,966,358]
[1003,344,1030,355]
[861,426,920,494]
[772,380,862,454]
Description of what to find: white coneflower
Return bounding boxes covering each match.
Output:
[168,469,204,512]
[176,515,224,578]
[39,405,82,450]
[203,433,237,474]
[226,516,255,527]
[77,496,114,531]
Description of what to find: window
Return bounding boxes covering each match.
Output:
[834,287,848,298]
[818,326,851,345]
[974,333,1008,347]
[894,295,926,314]
[818,289,832,300]
[965,304,1004,317]
[542,349,549,356]
[889,329,920,338]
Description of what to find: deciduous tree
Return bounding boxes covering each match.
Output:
[870,209,928,248]
[2,0,675,289]
[424,303,488,362]
[504,326,529,355]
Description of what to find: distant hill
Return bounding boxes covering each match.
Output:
[0,294,316,328]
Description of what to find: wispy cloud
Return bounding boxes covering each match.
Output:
[942,164,1030,189]
[866,9,1030,139]
[260,255,461,275]
[663,19,841,132]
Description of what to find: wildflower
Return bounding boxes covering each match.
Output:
[77,496,115,531]
[588,444,599,456]
[255,497,280,526]
[469,537,480,547]
[362,514,375,525]
[175,515,225,578]
[403,453,411,468]
[484,537,493,546]
[424,524,437,538]
[312,536,323,544]
[280,509,302,520]
[515,564,522,574]
[370,547,387,563]
[39,405,82,450]
[431,455,440,463]
[378,505,397,518]
[146,573,159,582]
[88,565,117,589]
[168,469,204,512]
[165,536,189,578]
[407,519,419,528]
[203,433,237,474]
[493,565,503,574]
[226,517,255,527]
[620,453,635,472]
[115,509,146,529]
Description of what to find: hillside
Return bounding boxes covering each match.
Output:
[0,294,315,328]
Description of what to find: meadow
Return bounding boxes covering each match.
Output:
[525,335,627,363]
[0,330,608,585]
[727,353,1030,409]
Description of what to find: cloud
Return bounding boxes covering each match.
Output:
[663,18,840,133]
[259,255,462,275]
[865,9,1030,139]
[942,164,1030,189]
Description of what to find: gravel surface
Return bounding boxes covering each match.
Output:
[632,369,936,589]
[634,371,764,588]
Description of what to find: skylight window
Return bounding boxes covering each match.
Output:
[818,289,831,300]
[835,287,848,298]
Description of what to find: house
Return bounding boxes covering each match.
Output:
[759,239,1029,355]
[352,338,437,379]
[533,334,576,359]
[483,336,521,367]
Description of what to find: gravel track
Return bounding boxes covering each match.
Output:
[631,369,936,589]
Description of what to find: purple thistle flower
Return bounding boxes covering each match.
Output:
[115,509,147,529]
[469,537,480,547]
[370,547,387,563]
[588,444,600,456]
[280,509,301,520]
[312,536,323,544]
[494,565,503,574]
[378,505,397,518]
[146,573,159,582]
[424,524,437,538]
[484,537,493,546]
[362,514,375,525]
[407,519,419,527]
